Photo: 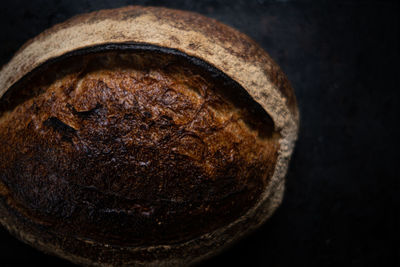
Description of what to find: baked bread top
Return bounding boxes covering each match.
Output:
[0,49,279,245]
[0,6,298,266]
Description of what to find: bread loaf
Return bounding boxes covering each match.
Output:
[0,6,299,266]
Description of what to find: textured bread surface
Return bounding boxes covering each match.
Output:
[0,50,279,245]
[0,6,299,266]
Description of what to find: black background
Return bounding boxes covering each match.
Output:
[0,1,398,266]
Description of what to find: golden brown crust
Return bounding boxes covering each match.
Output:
[0,6,299,266]
[0,50,279,246]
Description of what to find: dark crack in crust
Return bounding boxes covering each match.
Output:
[0,48,279,249]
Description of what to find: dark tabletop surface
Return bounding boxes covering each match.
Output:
[0,1,398,266]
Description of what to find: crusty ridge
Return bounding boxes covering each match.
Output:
[0,6,298,123]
